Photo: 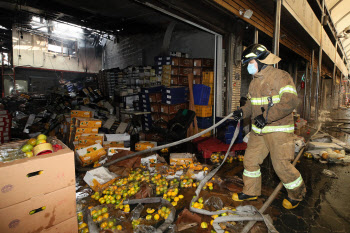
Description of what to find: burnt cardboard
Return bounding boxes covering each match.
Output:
[0,185,76,233]
[42,217,78,233]
[0,140,75,209]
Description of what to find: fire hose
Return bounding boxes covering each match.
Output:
[79,109,295,232]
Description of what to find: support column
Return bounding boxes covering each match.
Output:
[304,61,309,119]
[316,0,325,121]
[332,42,338,109]
[309,50,314,120]
[293,61,298,84]
[273,0,281,68]
[254,28,258,44]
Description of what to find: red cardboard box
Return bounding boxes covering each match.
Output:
[179,58,193,67]
[0,185,76,233]
[0,139,75,208]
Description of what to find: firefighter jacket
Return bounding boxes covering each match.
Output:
[241,65,298,134]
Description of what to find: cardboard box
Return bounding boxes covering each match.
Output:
[193,76,201,84]
[75,127,99,135]
[135,141,157,151]
[178,58,193,67]
[150,103,161,112]
[149,93,162,103]
[83,167,118,191]
[103,141,125,150]
[179,67,193,76]
[0,140,75,209]
[193,58,214,67]
[73,118,102,128]
[42,216,78,233]
[70,110,92,118]
[171,67,179,75]
[76,134,104,145]
[77,143,107,167]
[161,103,187,114]
[0,185,76,233]
[171,57,179,66]
[178,76,189,86]
[170,153,195,166]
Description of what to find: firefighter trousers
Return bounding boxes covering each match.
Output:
[242,132,306,201]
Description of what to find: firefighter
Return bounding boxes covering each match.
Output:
[232,44,306,209]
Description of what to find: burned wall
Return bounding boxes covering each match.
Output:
[102,29,215,69]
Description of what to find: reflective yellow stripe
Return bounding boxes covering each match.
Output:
[250,95,281,105]
[279,85,297,96]
[283,175,303,189]
[252,124,294,134]
[245,52,257,58]
[243,169,261,178]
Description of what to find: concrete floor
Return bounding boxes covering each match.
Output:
[268,109,350,233]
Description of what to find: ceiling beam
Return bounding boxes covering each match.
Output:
[335,11,350,26]
[330,0,343,13]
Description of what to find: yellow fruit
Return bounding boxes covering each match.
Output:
[146,215,152,220]
[91,210,97,216]
[201,222,208,228]
[78,222,87,230]
[102,213,109,219]
[171,201,177,206]
[117,225,122,230]
[154,214,160,220]
[100,222,107,229]
[28,138,37,146]
[146,208,155,214]
[198,197,204,203]
[37,134,47,140]
[108,221,114,228]
[193,202,200,208]
[36,139,46,145]
[210,220,214,225]
[178,195,184,199]
[212,215,219,219]
[174,197,179,202]
[88,206,93,210]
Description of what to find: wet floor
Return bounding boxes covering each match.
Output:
[267,108,350,233]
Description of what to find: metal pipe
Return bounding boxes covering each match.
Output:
[254,27,258,44]
[273,0,281,68]
[309,50,314,120]
[241,147,306,233]
[316,0,325,121]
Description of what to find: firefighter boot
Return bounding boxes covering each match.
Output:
[282,197,300,209]
[232,192,258,201]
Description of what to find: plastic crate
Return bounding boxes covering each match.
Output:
[193,84,211,105]
[161,97,188,105]
[163,86,189,96]
[199,128,212,137]
[141,86,164,94]
[208,94,214,105]
[197,117,213,129]
[195,105,212,117]
[202,71,214,84]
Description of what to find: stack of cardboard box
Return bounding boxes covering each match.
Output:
[70,110,106,166]
[0,139,77,232]
[0,110,11,144]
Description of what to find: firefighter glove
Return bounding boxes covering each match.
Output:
[233,109,243,121]
[254,114,266,128]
